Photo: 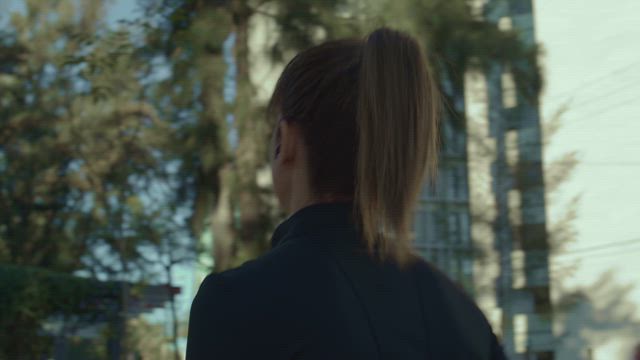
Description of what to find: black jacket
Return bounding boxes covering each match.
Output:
[187,202,507,359]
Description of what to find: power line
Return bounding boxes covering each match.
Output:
[566,92,639,115]
[559,245,640,266]
[547,161,640,167]
[469,243,640,287]
[479,237,640,264]
[566,95,639,120]
[552,237,640,257]
[547,59,640,100]
[581,162,640,166]
[569,81,640,109]
[424,238,640,278]
[510,243,640,277]
[545,243,640,267]
[474,238,640,274]
[476,158,640,169]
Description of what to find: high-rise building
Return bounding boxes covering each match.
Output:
[413,0,554,358]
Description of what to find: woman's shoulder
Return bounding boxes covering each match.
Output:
[410,257,499,357]
[411,257,490,324]
[187,241,325,358]
[195,240,333,309]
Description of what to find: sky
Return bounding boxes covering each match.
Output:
[534,0,640,307]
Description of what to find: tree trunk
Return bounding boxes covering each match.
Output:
[229,0,272,267]
[193,1,276,272]
[190,2,237,272]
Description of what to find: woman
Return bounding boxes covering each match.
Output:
[187,28,506,359]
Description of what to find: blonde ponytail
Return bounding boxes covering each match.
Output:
[355,28,440,267]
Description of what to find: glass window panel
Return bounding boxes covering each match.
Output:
[451,166,460,200]
[501,70,518,109]
[448,212,459,243]
[413,210,422,245]
[431,249,439,268]
[460,212,470,245]
[425,210,435,244]
[440,168,450,199]
[434,212,448,244]
[462,257,473,276]
[449,256,458,279]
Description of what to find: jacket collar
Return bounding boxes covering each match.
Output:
[270,201,358,249]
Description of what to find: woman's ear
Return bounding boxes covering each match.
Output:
[278,120,299,164]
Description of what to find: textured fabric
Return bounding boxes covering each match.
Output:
[186,202,507,360]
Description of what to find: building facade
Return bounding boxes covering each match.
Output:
[413,0,555,358]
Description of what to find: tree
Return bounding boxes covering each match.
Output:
[141,0,544,277]
[142,0,358,273]
[0,1,192,356]
[0,0,554,356]
[554,271,640,359]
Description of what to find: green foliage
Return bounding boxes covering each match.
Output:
[145,0,363,271]
[0,0,190,272]
[0,264,119,358]
[370,0,542,126]
[0,0,194,355]
[2,1,135,270]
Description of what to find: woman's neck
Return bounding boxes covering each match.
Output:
[286,194,353,218]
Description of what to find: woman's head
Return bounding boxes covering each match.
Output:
[268,27,440,265]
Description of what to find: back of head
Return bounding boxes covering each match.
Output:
[269,28,440,267]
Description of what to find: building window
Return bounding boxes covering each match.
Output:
[467,0,485,18]
[443,210,472,246]
[449,256,459,279]
[437,168,448,200]
[514,314,528,354]
[431,249,440,268]
[450,165,465,200]
[498,16,513,31]
[501,69,518,109]
[413,210,427,246]
[460,212,470,245]
[414,208,443,249]
[508,189,523,227]
[425,210,435,243]
[442,120,465,156]
[448,212,460,243]
[434,212,448,244]
[506,129,519,167]
[512,250,526,288]
[462,257,473,276]
[420,182,435,200]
